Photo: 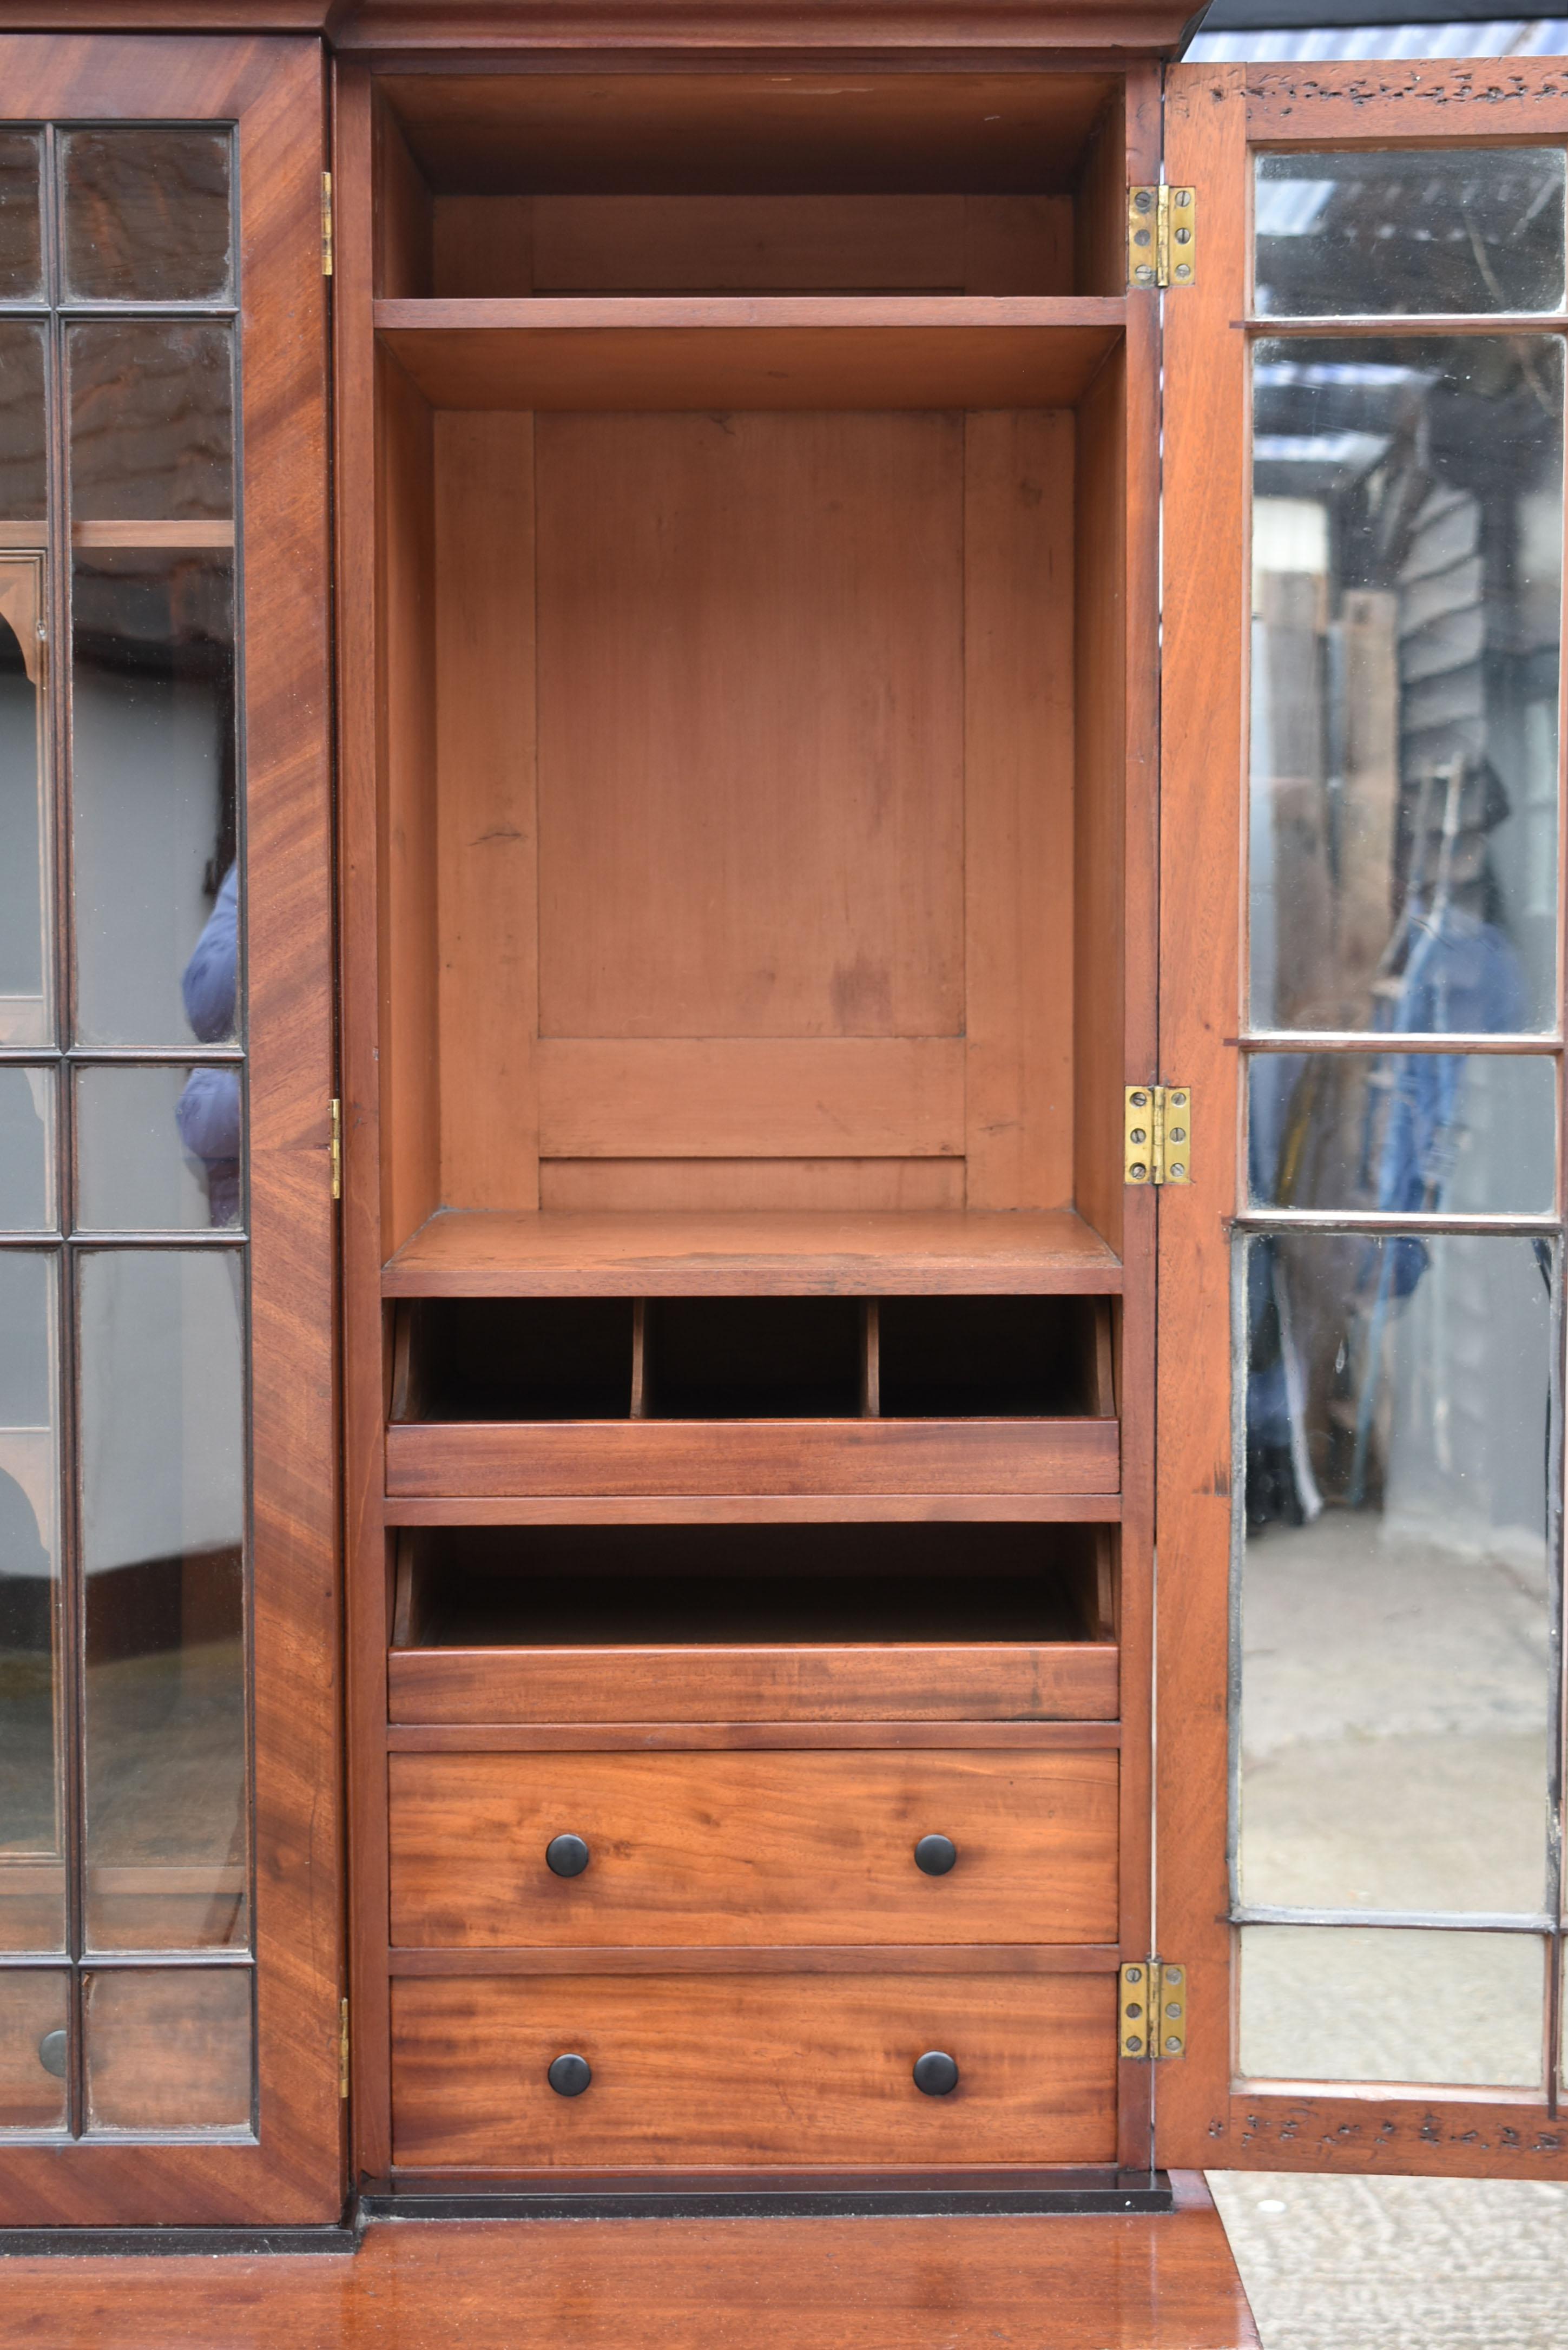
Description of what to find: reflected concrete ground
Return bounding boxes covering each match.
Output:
[1210,2171,1568,2349]
[1238,1512,1553,2084]
[1217,1512,1564,2342]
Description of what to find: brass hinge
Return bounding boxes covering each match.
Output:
[1119,1960,1188,2061]
[339,1997,350,2099]
[321,172,334,277]
[330,1097,342,1200]
[1124,1085,1193,1187]
[1128,185,1196,288]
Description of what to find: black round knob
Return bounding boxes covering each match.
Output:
[37,2029,66,2080]
[914,1834,957,1877]
[546,1834,590,1878]
[548,2052,592,2097]
[913,2050,959,2097]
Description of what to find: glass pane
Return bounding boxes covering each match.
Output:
[0,131,43,304]
[62,128,232,305]
[1240,1926,1544,2087]
[1255,149,1567,318]
[69,322,233,521]
[1250,337,1562,1034]
[0,1250,62,1954]
[0,550,49,1049]
[0,1067,51,1229]
[1240,1232,1552,1916]
[80,1251,246,1952]
[1247,1052,1556,1214]
[76,1064,241,1232]
[71,551,237,1049]
[0,1970,68,2131]
[0,319,45,519]
[84,1966,251,2132]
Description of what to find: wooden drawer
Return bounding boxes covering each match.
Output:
[384,1417,1118,1499]
[388,1641,1118,1723]
[389,1750,1119,1948]
[391,1970,1118,2170]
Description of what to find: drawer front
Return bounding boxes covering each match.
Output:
[385,1417,1119,1498]
[390,1750,1118,1947]
[392,1971,1117,2170]
[387,1640,1119,1723]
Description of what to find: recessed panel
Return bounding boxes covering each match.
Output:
[536,410,964,1043]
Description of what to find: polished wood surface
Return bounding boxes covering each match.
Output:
[385,1207,1122,1294]
[1102,58,1162,2177]
[389,1642,1119,1726]
[388,1722,1121,1752]
[390,1943,1122,1977]
[386,1493,1123,1525]
[391,1970,1118,2169]
[388,1750,1118,1947]
[334,57,396,2185]
[385,1417,1119,1499]
[1155,53,1250,2187]
[0,31,339,2230]
[377,297,1125,410]
[0,2191,1259,2350]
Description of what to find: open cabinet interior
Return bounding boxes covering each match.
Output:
[371,67,1131,1278]
[350,59,1147,2190]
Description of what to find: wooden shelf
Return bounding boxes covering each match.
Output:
[375,296,1125,410]
[384,1208,1121,1298]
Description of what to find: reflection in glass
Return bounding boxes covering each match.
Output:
[77,1065,242,1232]
[62,129,232,306]
[0,1066,51,1229]
[1240,1926,1544,2086]
[0,319,45,519]
[1255,149,1567,318]
[1250,337,1562,1034]
[0,553,48,1049]
[1248,1051,1556,1215]
[0,1971,68,2131]
[69,322,233,521]
[84,1966,251,2132]
[1240,1233,1552,1916]
[0,133,42,304]
[0,1250,62,1954]
[80,1252,246,1952]
[71,551,237,1049]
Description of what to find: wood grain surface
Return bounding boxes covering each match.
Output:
[376,297,1125,410]
[388,1641,1120,1726]
[391,1969,1118,2169]
[388,1749,1119,1947]
[385,1416,1118,1499]
[0,2191,1259,2350]
[384,1207,1122,1295]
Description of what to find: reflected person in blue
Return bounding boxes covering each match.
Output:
[176,864,240,1227]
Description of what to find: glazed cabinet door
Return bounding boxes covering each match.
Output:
[1157,57,1568,2181]
[0,38,339,2222]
